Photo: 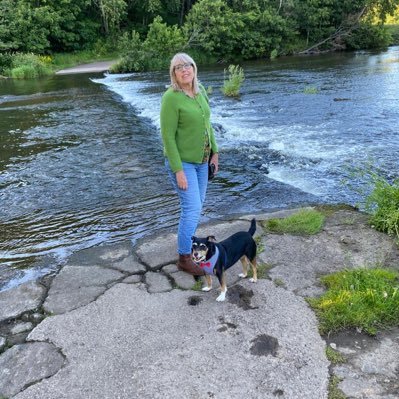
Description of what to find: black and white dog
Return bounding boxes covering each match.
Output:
[191,219,257,301]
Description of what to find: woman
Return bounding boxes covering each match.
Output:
[160,53,219,276]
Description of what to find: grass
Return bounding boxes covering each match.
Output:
[192,279,203,291]
[261,209,325,235]
[274,278,286,288]
[247,261,272,280]
[328,375,346,399]
[303,85,319,94]
[326,346,346,364]
[308,267,399,335]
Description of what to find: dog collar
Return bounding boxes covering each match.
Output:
[199,246,219,275]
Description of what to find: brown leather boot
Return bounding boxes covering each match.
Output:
[177,254,205,276]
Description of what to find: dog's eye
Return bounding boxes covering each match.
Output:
[199,244,207,250]
[192,243,199,249]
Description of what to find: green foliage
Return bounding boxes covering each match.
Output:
[364,174,399,240]
[0,52,13,74]
[1,0,398,73]
[143,16,186,64]
[328,375,346,399]
[6,53,52,79]
[308,268,399,335]
[222,64,245,97]
[262,209,325,235]
[326,346,346,364]
[303,86,319,94]
[184,0,291,60]
[112,16,186,72]
[386,24,399,44]
[345,22,392,49]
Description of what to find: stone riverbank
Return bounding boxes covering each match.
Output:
[1,207,399,398]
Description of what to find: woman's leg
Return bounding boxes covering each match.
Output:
[165,160,208,254]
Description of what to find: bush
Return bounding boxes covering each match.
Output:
[111,16,186,73]
[0,52,13,75]
[364,174,399,239]
[345,22,392,50]
[7,53,52,79]
[222,64,245,97]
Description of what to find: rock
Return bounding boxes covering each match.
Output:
[109,256,146,274]
[66,241,133,266]
[170,271,197,290]
[13,282,329,399]
[122,275,142,284]
[0,281,46,322]
[10,322,33,335]
[0,342,64,398]
[136,233,177,269]
[43,265,123,314]
[0,336,6,351]
[145,272,172,293]
[44,286,106,315]
[162,264,178,274]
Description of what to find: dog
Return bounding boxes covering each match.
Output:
[191,218,257,302]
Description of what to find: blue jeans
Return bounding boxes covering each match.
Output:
[165,159,208,254]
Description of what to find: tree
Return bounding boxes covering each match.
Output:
[94,0,127,35]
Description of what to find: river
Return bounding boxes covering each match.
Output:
[1,46,398,289]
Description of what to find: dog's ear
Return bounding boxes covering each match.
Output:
[191,236,197,242]
[207,235,217,242]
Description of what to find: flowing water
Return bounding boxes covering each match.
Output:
[1,47,398,289]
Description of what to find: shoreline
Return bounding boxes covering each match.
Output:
[55,60,117,75]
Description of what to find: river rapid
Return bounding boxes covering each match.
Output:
[1,47,398,289]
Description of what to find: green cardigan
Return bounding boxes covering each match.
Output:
[160,85,218,173]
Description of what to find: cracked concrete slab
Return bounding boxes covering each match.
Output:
[13,281,328,399]
[3,208,399,399]
[0,342,65,397]
[0,281,46,322]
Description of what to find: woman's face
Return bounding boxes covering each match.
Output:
[173,61,194,88]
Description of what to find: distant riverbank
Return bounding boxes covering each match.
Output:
[55,60,117,75]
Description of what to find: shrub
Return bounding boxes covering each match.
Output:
[0,52,13,75]
[111,16,186,73]
[222,64,245,97]
[11,65,37,79]
[363,173,399,240]
[308,268,399,335]
[7,53,52,79]
[262,209,325,235]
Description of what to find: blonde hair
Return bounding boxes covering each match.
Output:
[169,52,199,94]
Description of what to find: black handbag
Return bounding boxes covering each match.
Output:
[208,150,215,180]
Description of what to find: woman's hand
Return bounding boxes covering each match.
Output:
[210,152,219,174]
[176,170,188,190]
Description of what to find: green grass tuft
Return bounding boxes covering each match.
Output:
[247,261,272,280]
[303,85,319,94]
[328,375,346,399]
[261,209,325,235]
[326,346,346,364]
[308,268,399,335]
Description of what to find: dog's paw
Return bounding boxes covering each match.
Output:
[249,278,257,283]
[238,273,247,279]
[216,292,226,302]
[202,286,211,292]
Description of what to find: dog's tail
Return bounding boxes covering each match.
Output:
[248,218,256,236]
